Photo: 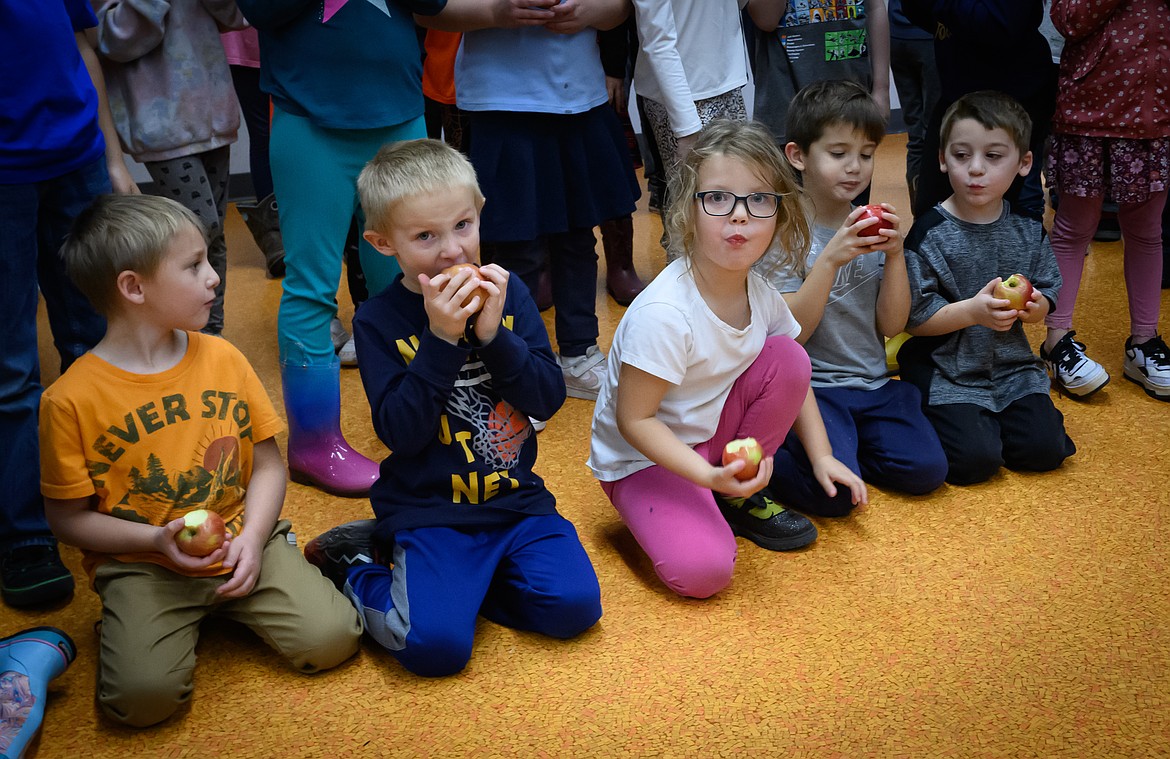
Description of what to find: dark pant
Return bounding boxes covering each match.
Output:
[923,393,1075,486]
[0,157,110,551]
[889,36,941,206]
[230,64,273,200]
[482,228,600,357]
[771,381,949,516]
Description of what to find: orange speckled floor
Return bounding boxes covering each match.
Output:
[8,134,1169,758]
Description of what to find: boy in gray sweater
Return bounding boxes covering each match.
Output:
[901,90,1075,485]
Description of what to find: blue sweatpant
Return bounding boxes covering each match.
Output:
[269,108,424,364]
[344,514,602,677]
[771,380,949,516]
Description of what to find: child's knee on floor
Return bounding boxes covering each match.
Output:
[99,666,192,728]
[657,549,735,600]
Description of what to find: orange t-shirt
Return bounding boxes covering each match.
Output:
[422,29,461,105]
[39,333,284,580]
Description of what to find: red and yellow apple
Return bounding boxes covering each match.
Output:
[993,273,1033,311]
[856,204,893,235]
[722,437,765,481]
[441,263,490,312]
[175,509,227,557]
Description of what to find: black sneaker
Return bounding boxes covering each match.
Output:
[715,492,818,551]
[1,543,75,609]
[303,520,378,590]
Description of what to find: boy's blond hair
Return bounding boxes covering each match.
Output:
[785,80,887,152]
[665,119,811,278]
[358,139,484,233]
[62,194,206,316]
[940,90,1032,157]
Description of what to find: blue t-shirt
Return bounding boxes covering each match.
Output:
[456,27,608,114]
[0,0,104,183]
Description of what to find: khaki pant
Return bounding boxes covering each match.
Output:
[94,520,361,727]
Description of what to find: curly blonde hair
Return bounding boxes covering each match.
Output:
[664,119,810,278]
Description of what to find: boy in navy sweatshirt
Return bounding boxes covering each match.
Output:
[305,139,602,677]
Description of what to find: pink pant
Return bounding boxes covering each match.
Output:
[601,336,811,598]
[1045,190,1167,336]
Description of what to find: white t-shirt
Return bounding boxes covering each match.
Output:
[632,0,751,136]
[588,258,801,481]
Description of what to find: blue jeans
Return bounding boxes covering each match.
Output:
[0,157,109,550]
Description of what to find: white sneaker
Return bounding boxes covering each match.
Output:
[1124,334,1170,400]
[330,318,357,366]
[557,345,607,401]
[529,417,547,433]
[1040,331,1109,398]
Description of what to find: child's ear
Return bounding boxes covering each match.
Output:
[1017,150,1034,178]
[116,270,146,305]
[784,142,806,171]
[938,149,948,174]
[363,229,397,258]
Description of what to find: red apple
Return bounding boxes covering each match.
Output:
[993,273,1033,311]
[856,204,893,235]
[175,509,227,557]
[441,263,490,312]
[722,437,765,481]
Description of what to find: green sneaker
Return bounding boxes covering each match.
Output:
[715,492,817,551]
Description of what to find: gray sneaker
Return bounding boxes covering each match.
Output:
[557,345,607,401]
[1124,334,1170,400]
[330,318,357,366]
[1040,331,1109,399]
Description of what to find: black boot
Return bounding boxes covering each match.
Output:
[237,193,285,278]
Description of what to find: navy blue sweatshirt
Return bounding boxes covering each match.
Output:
[353,274,567,542]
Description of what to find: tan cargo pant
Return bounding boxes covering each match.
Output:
[94,520,362,727]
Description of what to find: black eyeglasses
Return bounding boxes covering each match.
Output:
[694,191,781,218]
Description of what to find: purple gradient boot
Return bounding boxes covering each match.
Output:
[281,359,380,497]
[0,626,76,759]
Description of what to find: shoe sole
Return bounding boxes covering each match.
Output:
[1050,372,1110,400]
[1,573,75,609]
[1123,367,1170,400]
[728,522,819,552]
[564,386,600,402]
[289,468,374,498]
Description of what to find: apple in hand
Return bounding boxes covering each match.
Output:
[175,509,227,557]
[993,273,1033,311]
[856,204,893,235]
[722,437,765,481]
[441,263,490,312]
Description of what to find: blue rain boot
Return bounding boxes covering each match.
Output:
[0,626,76,759]
[281,358,380,497]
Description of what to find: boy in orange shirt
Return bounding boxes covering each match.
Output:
[40,195,361,727]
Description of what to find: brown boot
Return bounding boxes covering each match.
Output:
[601,215,644,306]
[237,193,286,278]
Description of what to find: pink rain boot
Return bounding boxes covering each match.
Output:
[282,359,380,497]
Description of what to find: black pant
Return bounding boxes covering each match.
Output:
[229,64,273,200]
[482,227,599,357]
[922,394,1075,485]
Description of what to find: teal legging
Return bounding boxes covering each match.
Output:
[270,108,425,364]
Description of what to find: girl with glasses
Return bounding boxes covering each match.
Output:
[588,120,864,599]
